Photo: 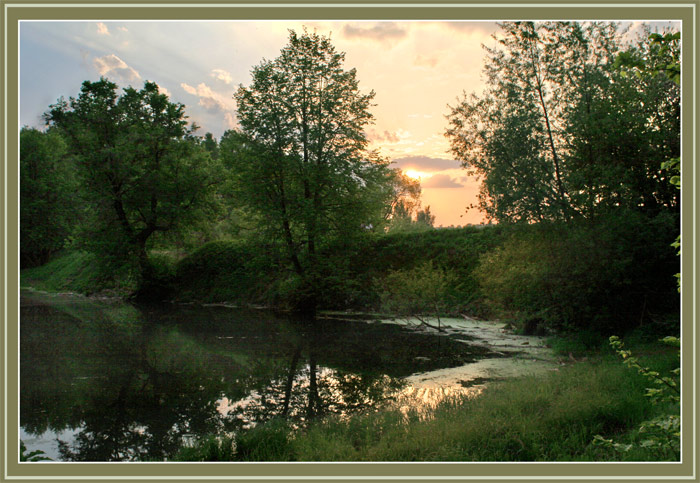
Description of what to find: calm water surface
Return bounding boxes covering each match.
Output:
[20,289,493,461]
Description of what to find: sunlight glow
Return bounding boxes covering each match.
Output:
[403,169,427,180]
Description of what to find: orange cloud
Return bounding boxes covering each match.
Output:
[421,174,464,189]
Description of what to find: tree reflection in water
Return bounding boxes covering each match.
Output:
[20,291,487,461]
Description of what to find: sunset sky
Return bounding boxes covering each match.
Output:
[20,20,672,226]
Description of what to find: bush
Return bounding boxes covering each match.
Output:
[174,240,282,304]
[315,225,506,314]
[20,250,134,295]
[593,336,680,460]
[173,435,236,462]
[474,211,678,334]
[170,227,507,315]
[376,261,458,328]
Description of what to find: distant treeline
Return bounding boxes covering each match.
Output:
[24,210,678,337]
[171,211,677,335]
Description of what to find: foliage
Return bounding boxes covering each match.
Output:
[167,225,507,314]
[20,127,78,268]
[173,240,282,304]
[644,31,681,291]
[233,418,293,461]
[384,170,434,233]
[474,211,678,334]
[387,202,435,234]
[173,435,236,462]
[20,440,51,462]
[230,29,392,312]
[593,336,680,460]
[592,31,681,461]
[384,169,422,222]
[44,78,220,290]
[20,250,134,295]
[446,22,679,223]
[376,261,458,330]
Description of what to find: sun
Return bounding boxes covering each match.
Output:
[404,169,425,180]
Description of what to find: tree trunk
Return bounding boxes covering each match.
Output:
[281,346,301,416]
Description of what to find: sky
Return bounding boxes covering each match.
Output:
[19,20,675,227]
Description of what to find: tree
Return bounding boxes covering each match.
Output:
[377,261,457,332]
[384,169,422,222]
[20,127,78,267]
[416,205,435,228]
[45,78,219,287]
[592,31,681,462]
[229,29,391,312]
[445,22,679,223]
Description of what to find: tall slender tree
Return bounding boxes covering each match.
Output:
[229,29,391,312]
[20,127,77,267]
[446,22,679,223]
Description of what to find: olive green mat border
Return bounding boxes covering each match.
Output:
[1,1,697,481]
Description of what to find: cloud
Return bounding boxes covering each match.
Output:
[367,129,400,143]
[391,156,461,173]
[180,82,228,112]
[421,174,464,189]
[96,22,110,36]
[414,54,438,68]
[342,22,407,43]
[157,84,171,97]
[211,68,233,84]
[118,26,128,32]
[224,112,237,129]
[93,54,141,83]
[444,21,500,36]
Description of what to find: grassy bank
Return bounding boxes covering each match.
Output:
[20,251,134,295]
[170,226,508,314]
[174,343,678,462]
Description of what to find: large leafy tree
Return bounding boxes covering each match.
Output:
[20,127,78,267]
[45,78,219,283]
[446,22,679,223]
[229,30,391,311]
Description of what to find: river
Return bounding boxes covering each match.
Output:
[19,288,554,461]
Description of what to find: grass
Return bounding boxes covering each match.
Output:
[291,355,671,461]
[175,343,678,462]
[20,251,105,294]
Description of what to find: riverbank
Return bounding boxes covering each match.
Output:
[168,315,679,462]
[18,283,679,463]
[175,339,678,462]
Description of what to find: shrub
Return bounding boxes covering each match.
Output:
[474,211,678,334]
[593,336,680,460]
[173,435,236,462]
[174,240,282,304]
[376,261,458,329]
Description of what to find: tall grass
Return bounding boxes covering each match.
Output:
[175,348,678,462]
[291,358,663,461]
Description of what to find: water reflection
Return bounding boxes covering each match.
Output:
[20,290,490,461]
